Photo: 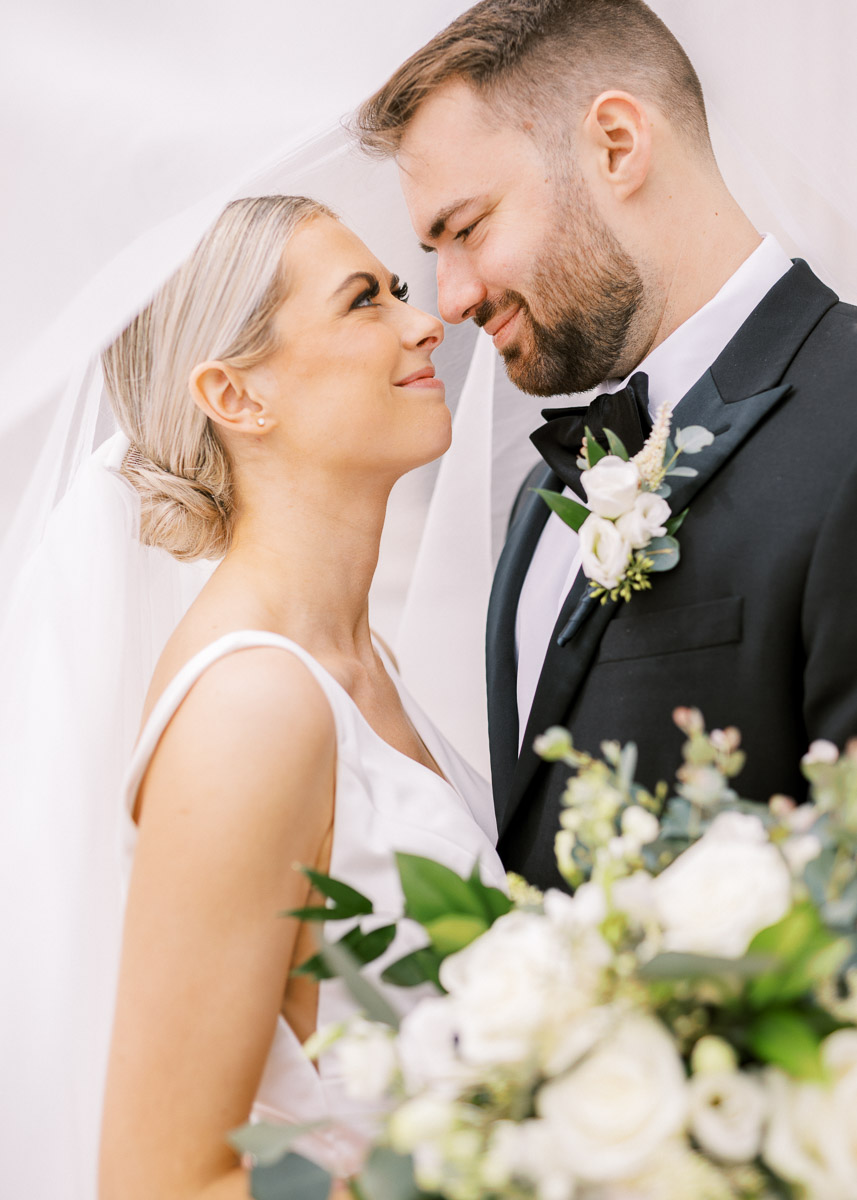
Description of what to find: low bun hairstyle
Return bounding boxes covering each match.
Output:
[102,195,335,561]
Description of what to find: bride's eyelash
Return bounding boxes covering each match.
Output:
[391,278,410,303]
[351,276,410,308]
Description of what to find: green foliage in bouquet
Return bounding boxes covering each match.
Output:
[237,718,857,1200]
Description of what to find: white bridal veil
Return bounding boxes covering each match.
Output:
[1,2,855,1196]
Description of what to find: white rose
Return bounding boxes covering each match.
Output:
[615,493,671,549]
[581,455,641,518]
[537,1014,688,1183]
[579,514,633,591]
[762,1066,857,1200]
[439,911,606,1070]
[653,812,792,958]
[688,1069,767,1163]
[334,1017,398,1100]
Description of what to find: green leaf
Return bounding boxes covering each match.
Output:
[644,535,680,573]
[467,860,514,922]
[746,1009,826,1080]
[230,1121,325,1166]
[675,425,715,454]
[584,427,607,465]
[381,946,443,989]
[298,867,374,917]
[293,923,396,981]
[251,1152,332,1200]
[747,902,849,1007]
[282,905,342,922]
[533,488,590,533]
[639,951,776,981]
[319,937,401,1029]
[424,913,488,955]
[356,1148,421,1200]
[664,508,689,537]
[396,853,490,924]
[604,428,630,460]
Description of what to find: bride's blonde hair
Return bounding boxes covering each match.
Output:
[102,195,334,561]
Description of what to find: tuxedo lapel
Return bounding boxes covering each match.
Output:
[486,461,558,815]
[497,259,838,839]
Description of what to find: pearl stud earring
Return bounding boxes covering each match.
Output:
[256,416,266,427]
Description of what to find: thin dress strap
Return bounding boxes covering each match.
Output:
[123,630,345,814]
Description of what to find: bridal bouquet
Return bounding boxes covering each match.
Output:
[236,717,857,1200]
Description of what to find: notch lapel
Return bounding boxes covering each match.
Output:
[486,461,558,817]
[499,370,794,838]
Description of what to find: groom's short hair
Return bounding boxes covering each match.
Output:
[355,0,710,157]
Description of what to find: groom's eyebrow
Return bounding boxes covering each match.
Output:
[419,197,484,252]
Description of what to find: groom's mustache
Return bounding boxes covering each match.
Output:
[472,290,530,331]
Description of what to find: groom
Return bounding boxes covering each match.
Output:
[359,0,857,887]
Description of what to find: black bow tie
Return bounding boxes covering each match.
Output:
[530,371,653,493]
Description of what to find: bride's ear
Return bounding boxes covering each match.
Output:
[189,361,272,432]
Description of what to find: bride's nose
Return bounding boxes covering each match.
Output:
[404,306,444,351]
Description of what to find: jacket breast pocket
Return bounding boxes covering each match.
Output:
[597,596,743,664]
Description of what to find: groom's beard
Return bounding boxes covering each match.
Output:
[475,193,645,397]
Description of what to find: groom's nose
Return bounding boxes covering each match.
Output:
[435,253,487,325]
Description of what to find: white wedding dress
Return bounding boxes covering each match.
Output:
[120,629,506,1176]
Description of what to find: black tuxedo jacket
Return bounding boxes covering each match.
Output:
[487,260,857,889]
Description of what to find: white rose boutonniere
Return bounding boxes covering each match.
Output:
[536,403,714,604]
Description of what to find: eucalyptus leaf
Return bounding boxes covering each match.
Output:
[675,425,715,454]
[230,1121,325,1167]
[655,482,672,499]
[396,853,490,924]
[319,936,401,1029]
[533,488,590,533]
[424,913,488,955]
[644,535,680,573]
[640,951,776,981]
[604,428,630,460]
[746,1009,826,1080]
[665,466,698,478]
[356,1147,422,1200]
[381,946,443,989]
[251,1152,332,1200]
[298,867,374,917]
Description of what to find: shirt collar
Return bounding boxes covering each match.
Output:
[602,234,793,417]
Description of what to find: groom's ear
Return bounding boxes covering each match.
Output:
[580,91,652,202]
[189,361,270,433]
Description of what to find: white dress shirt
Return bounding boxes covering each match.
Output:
[515,235,793,745]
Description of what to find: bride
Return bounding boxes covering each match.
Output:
[97,194,504,1197]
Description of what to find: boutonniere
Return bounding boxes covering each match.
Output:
[537,404,714,604]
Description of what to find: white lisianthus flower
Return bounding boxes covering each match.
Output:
[653,812,792,958]
[621,805,660,846]
[580,455,641,518]
[597,1137,733,1200]
[334,1017,398,1101]
[439,910,608,1071]
[486,1119,577,1200]
[396,996,474,1096]
[580,515,633,590]
[537,1014,688,1183]
[688,1069,767,1163]
[615,492,671,549]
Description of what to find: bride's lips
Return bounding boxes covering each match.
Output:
[484,306,522,351]
[394,366,445,390]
